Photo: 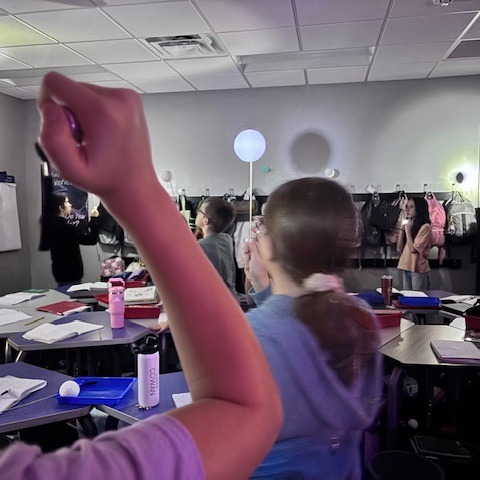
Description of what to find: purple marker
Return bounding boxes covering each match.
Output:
[63,107,83,145]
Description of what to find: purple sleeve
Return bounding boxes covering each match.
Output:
[0,414,204,480]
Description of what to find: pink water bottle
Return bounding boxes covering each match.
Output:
[108,278,125,329]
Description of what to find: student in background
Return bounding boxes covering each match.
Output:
[0,72,282,479]
[243,178,382,479]
[397,197,432,290]
[41,192,100,287]
[195,197,247,307]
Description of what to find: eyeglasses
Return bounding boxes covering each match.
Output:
[251,215,266,234]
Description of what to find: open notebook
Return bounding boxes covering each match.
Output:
[0,376,47,414]
[23,320,103,344]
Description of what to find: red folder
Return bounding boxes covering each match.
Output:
[37,301,89,316]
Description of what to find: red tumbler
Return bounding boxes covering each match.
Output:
[381,275,393,306]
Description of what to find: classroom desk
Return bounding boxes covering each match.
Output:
[379,325,480,448]
[0,289,69,338]
[97,371,187,427]
[376,318,415,347]
[6,312,152,375]
[0,361,96,437]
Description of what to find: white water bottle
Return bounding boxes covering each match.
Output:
[136,335,159,408]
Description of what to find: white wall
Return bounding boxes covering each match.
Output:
[20,75,480,292]
[0,93,31,296]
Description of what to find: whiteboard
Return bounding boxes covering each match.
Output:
[0,183,21,252]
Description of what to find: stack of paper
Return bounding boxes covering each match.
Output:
[0,292,46,306]
[0,376,47,414]
[23,320,103,344]
[440,295,477,306]
[0,309,31,326]
[124,286,158,305]
[431,339,480,364]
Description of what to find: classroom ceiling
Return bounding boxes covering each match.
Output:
[0,0,480,100]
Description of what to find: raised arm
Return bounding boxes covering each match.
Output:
[37,72,281,479]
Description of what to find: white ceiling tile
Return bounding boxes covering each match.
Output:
[88,79,144,92]
[67,71,120,82]
[0,16,56,47]
[307,65,368,84]
[296,0,390,25]
[103,2,210,37]
[67,39,158,64]
[128,76,195,93]
[103,60,174,80]
[0,53,30,70]
[0,86,36,99]
[246,70,305,87]
[0,44,94,68]
[91,0,171,4]
[430,58,480,77]
[219,28,298,56]
[17,9,130,42]
[373,42,452,65]
[464,16,480,39]
[301,21,382,51]
[381,13,476,45]
[368,61,436,81]
[194,0,294,32]
[390,0,480,18]
[185,73,248,91]
[166,56,241,76]
[0,0,93,13]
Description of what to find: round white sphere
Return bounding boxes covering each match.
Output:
[407,418,418,429]
[59,380,80,397]
[161,170,172,182]
[234,129,266,163]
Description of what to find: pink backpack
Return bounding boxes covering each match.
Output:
[424,192,446,264]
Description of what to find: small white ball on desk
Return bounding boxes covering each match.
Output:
[59,380,80,397]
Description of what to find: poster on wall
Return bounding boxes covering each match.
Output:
[51,169,88,234]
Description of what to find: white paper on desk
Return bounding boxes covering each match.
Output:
[0,292,45,306]
[0,309,31,326]
[376,287,400,294]
[0,376,47,414]
[23,320,103,344]
[172,392,192,408]
[67,282,108,293]
[440,295,476,304]
[398,290,427,297]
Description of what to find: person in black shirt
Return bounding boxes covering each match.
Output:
[43,193,100,286]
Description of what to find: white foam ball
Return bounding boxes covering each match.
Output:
[407,418,418,429]
[161,170,172,182]
[59,380,80,397]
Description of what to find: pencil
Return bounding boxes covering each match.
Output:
[24,317,45,326]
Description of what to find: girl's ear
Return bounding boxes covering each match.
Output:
[259,233,276,263]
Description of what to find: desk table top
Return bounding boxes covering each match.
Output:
[379,324,478,367]
[97,371,187,424]
[0,362,91,433]
[7,311,152,352]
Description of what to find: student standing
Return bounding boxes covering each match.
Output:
[42,193,100,287]
[397,197,432,290]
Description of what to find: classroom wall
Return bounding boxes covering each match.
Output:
[19,74,480,292]
[0,93,31,296]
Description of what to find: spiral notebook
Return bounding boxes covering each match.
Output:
[0,376,47,414]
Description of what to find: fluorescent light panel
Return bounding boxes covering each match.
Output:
[239,47,374,73]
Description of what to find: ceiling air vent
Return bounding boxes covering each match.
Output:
[145,34,224,58]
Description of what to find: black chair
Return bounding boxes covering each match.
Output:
[366,450,446,480]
